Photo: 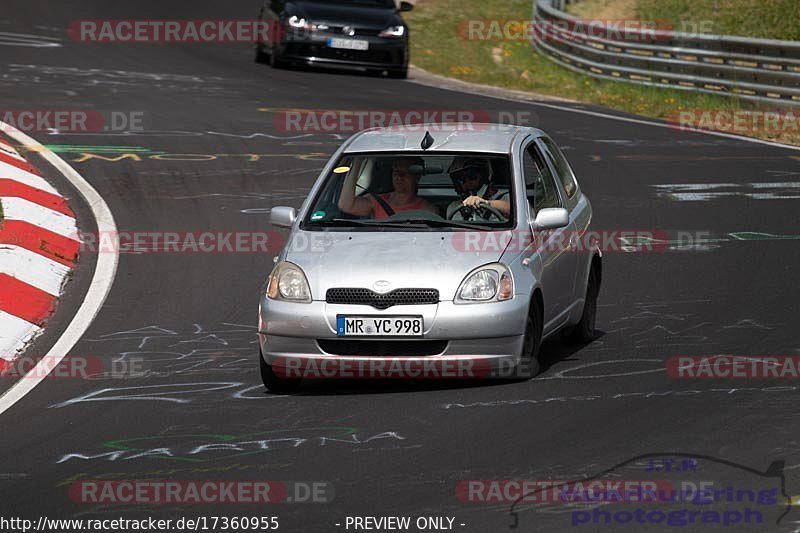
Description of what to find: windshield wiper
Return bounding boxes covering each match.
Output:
[306,218,432,230]
[396,218,494,230]
[306,218,382,227]
[307,218,494,231]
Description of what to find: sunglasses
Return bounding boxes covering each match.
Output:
[451,168,482,183]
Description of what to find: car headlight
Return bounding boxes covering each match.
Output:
[455,264,514,303]
[379,25,405,38]
[266,261,312,303]
[288,16,311,30]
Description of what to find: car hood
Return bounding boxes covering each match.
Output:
[284,231,508,301]
[288,1,399,28]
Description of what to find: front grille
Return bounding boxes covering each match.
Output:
[324,25,382,37]
[317,339,447,356]
[326,288,439,309]
[305,44,394,63]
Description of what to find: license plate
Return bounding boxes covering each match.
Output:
[327,38,369,51]
[337,315,423,337]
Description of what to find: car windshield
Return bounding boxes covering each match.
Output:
[302,152,515,230]
[308,0,396,8]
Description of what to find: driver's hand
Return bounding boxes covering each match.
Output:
[462,195,487,208]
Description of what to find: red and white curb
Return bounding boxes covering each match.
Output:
[0,123,116,416]
[0,136,80,373]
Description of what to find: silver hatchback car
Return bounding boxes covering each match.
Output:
[259,124,601,392]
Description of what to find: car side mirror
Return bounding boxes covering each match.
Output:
[399,1,414,11]
[270,206,297,228]
[533,207,568,230]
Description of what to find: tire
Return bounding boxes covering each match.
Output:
[569,266,599,343]
[515,298,543,379]
[388,66,408,79]
[260,350,302,394]
[270,46,286,69]
[254,44,269,64]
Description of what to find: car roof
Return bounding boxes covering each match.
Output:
[343,123,544,154]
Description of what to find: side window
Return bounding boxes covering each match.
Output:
[522,143,560,218]
[541,137,578,199]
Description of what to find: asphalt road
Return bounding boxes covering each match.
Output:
[2,1,800,532]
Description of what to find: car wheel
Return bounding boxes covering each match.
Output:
[569,266,599,343]
[260,349,302,394]
[254,44,269,64]
[516,299,542,379]
[270,47,286,69]
[388,66,408,79]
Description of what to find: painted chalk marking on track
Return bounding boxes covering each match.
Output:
[442,385,800,409]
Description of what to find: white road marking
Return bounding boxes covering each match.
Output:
[0,32,61,48]
[1,196,78,238]
[0,311,41,362]
[0,246,70,296]
[0,122,119,417]
[653,182,800,201]
[409,68,800,153]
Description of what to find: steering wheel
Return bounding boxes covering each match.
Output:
[449,203,506,222]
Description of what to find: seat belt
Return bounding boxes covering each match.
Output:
[371,193,396,217]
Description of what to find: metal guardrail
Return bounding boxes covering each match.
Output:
[532,0,800,106]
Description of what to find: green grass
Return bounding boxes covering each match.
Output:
[569,0,800,40]
[634,0,800,41]
[405,0,800,145]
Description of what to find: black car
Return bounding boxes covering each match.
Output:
[255,0,412,78]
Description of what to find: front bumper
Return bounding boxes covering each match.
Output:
[258,297,529,370]
[277,31,407,70]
